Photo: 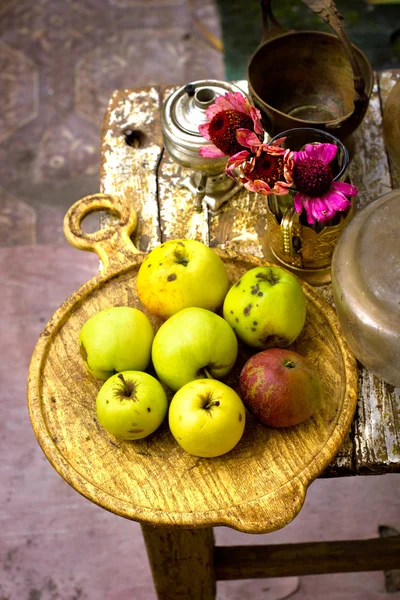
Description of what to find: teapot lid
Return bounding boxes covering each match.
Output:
[161,79,248,153]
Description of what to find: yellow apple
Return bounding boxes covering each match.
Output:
[96,371,168,439]
[136,239,229,320]
[168,379,246,457]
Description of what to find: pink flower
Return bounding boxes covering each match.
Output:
[292,143,358,224]
[225,139,294,196]
[198,92,263,158]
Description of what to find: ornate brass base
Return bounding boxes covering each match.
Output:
[263,240,333,285]
[264,203,354,286]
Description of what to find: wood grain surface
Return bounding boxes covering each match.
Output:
[141,525,216,597]
[214,537,400,579]
[99,72,400,476]
[28,193,357,533]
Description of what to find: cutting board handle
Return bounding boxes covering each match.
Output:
[63,193,141,270]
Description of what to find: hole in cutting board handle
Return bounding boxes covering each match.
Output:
[80,209,119,234]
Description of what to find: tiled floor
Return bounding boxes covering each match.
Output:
[1,1,399,599]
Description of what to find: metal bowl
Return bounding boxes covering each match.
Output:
[331,190,400,386]
[247,0,373,142]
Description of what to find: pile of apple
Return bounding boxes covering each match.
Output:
[79,239,322,458]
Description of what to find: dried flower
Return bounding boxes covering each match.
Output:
[292,144,357,224]
[197,96,359,223]
[198,92,263,158]
[226,137,294,196]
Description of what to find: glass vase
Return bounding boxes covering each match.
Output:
[263,127,353,285]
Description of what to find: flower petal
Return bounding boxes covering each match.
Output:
[310,197,329,223]
[322,189,352,212]
[206,92,242,117]
[205,104,223,119]
[265,142,286,156]
[272,181,292,195]
[242,179,273,195]
[303,143,338,165]
[310,198,326,223]
[209,92,246,115]
[253,179,272,192]
[293,149,307,164]
[331,181,358,197]
[249,105,263,134]
[226,150,250,170]
[236,129,262,149]
[230,92,248,113]
[198,122,211,141]
[199,145,226,158]
[213,94,235,111]
[293,192,306,214]
[271,136,287,147]
[283,151,294,185]
[301,198,315,224]
[242,180,258,193]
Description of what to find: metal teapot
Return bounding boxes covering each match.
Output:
[161,79,246,211]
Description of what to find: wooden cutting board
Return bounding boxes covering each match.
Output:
[27,193,358,534]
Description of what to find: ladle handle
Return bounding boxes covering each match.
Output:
[63,193,141,273]
[260,0,287,42]
[259,0,368,126]
[303,0,367,118]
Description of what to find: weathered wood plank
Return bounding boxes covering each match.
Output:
[214,537,400,579]
[141,525,216,600]
[349,73,392,211]
[355,373,400,474]
[157,86,209,243]
[157,153,210,243]
[345,72,400,473]
[209,187,267,257]
[100,87,163,252]
[378,69,400,190]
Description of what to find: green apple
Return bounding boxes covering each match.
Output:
[152,307,238,391]
[223,266,306,349]
[96,371,168,439]
[79,306,154,380]
[169,379,246,457]
[136,239,229,320]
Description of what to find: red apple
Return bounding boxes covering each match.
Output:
[239,348,322,427]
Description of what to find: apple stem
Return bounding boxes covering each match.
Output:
[203,368,213,379]
[283,359,296,369]
[204,400,220,410]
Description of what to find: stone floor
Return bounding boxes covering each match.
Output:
[1,1,399,599]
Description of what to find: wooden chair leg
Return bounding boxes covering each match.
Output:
[380,525,400,592]
[141,524,216,600]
